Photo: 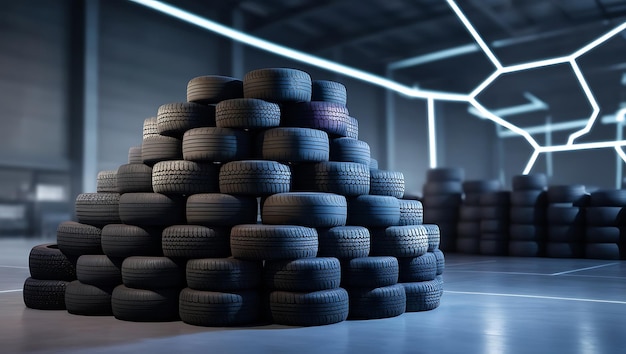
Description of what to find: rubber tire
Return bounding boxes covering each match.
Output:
[329,138,370,165]
[346,116,359,139]
[116,164,153,194]
[479,191,510,206]
[96,170,117,193]
[545,242,582,258]
[156,102,215,138]
[480,220,509,233]
[186,193,258,226]
[479,240,507,256]
[119,193,185,226]
[398,253,437,282]
[456,237,480,254]
[426,167,464,182]
[56,221,102,258]
[423,181,463,195]
[347,195,400,227]
[512,174,547,191]
[547,185,586,204]
[186,75,243,104]
[162,225,231,259]
[230,224,318,261]
[341,256,399,288]
[586,226,621,243]
[215,98,281,129]
[128,146,143,164]
[370,225,429,258]
[141,135,182,167]
[65,280,113,316]
[76,255,122,288]
[508,241,541,257]
[182,127,250,162]
[111,285,179,322]
[547,205,583,224]
[585,243,620,260]
[262,127,330,162]
[316,226,370,259]
[311,80,347,105]
[547,225,583,243]
[369,169,405,198]
[101,224,163,258]
[281,101,349,137]
[179,288,260,327]
[510,207,546,224]
[509,224,545,242]
[152,160,219,195]
[462,179,501,194]
[459,205,482,221]
[399,199,424,226]
[457,222,481,238]
[264,257,341,292]
[433,249,445,275]
[28,243,76,281]
[142,117,158,140]
[586,206,623,226]
[481,206,511,220]
[510,190,547,207]
[347,284,406,320]
[292,161,370,197]
[75,193,121,227]
[369,157,378,170]
[422,194,462,208]
[262,192,347,228]
[403,277,443,312]
[243,68,312,103]
[219,160,291,196]
[23,277,67,310]
[186,258,262,291]
[269,288,349,326]
[589,189,626,207]
[121,256,185,290]
[423,208,459,224]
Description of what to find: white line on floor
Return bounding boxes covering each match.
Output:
[445,290,626,304]
[0,289,22,294]
[0,265,28,269]
[550,263,618,276]
[445,260,498,267]
[445,270,548,276]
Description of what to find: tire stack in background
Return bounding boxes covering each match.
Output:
[479,191,510,256]
[584,189,625,259]
[22,67,445,327]
[456,180,501,254]
[508,174,548,257]
[545,185,587,258]
[422,168,464,252]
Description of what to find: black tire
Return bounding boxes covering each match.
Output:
[347,195,400,227]
[341,256,399,288]
[111,285,179,322]
[547,185,586,204]
[219,160,291,196]
[162,225,231,259]
[422,194,462,208]
[547,205,583,225]
[262,127,329,162]
[481,206,510,220]
[585,243,620,260]
[23,277,67,310]
[432,249,445,275]
[182,127,250,162]
[76,255,122,288]
[426,167,464,182]
[509,224,545,242]
[459,205,482,221]
[586,226,621,243]
[116,163,153,194]
[141,134,182,166]
[545,242,582,258]
[398,253,437,282]
[423,181,462,195]
[463,193,482,206]
[121,256,185,290]
[56,221,102,258]
[186,193,258,226]
[402,278,443,312]
[75,193,121,227]
[347,284,406,320]
[230,224,318,260]
[119,192,185,226]
[479,191,510,206]
[65,280,113,316]
[329,138,370,165]
[179,288,260,327]
[311,80,347,105]
[457,222,481,238]
[96,170,117,193]
[264,257,341,292]
[281,101,349,137]
[316,226,370,259]
[29,243,76,281]
[510,207,546,224]
[186,75,243,104]
[292,161,370,197]
[369,169,405,198]
[101,224,163,258]
[547,225,583,243]
[462,180,501,194]
[262,192,347,228]
[480,220,509,233]
[243,68,312,103]
[508,241,541,257]
[456,237,480,254]
[370,226,429,258]
[586,206,623,226]
[157,102,215,138]
[512,174,547,191]
[186,258,262,291]
[399,199,423,226]
[423,224,441,252]
[510,190,547,207]
[128,146,143,164]
[142,117,158,140]
[152,160,219,195]
[215,98,281,129]
[589,189,626,207]
[269,288,349,326]
[479,240,508,256]
[346,116,359,139]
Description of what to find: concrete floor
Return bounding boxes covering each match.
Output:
[2,237,626,354]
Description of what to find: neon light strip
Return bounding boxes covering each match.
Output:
[538,140,626,153]
[523,150,541,174]
[617,108,626,122]
[572,22,626,58]
[566,59,600,145]
[615,146,626,164]
[469,99,540,149]
[427,98,437,168]
[500,56,570,73]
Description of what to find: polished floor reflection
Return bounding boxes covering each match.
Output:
[1,238,625,354]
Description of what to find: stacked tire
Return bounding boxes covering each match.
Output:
[422,168,464,252]
[25,68,445,327]
[23,243,75,311]
[545,185,587,258]
[456,180,501,254]
[479,191,510,256]
[584,189,625,259]
[508,174,548,257]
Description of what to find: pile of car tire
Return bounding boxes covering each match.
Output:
[583,189,626,259]
[456,179,501,253]
[545,185,587,258]
[508,174,548,257]
[422,168,464,252]
[23,67,445,327]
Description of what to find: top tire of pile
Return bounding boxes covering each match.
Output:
[311,80,347,105]
[186,75,243,104]
[547,185,586,204]
[462,180,501,194]
[512,174,547,191]
[142,117,158,140]
[157,102,215,138]
[281,101,350,137]
[262,192,347,228]
[426,167,464,182]
[219,160,291,196]
[243,68,312,103]
[215,98,281,130]
[589,189,626,207]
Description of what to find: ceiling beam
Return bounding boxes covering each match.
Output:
[247,0,347,32]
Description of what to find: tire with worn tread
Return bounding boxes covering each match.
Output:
[186,75,243,104]
[121,256,185,290]
[269,288,349,326]
[347,284,406,320]
[186,193,258,226]
[157,102,215,137]
[347,195,400,227]
[329,138,370,165]
[341,256,398,288]
[111,285,179,322]
[179,288,260,327]
[262,127,329,162]
[186,258,262,291]
[116,164,153,194]
[101,224,162,258]
[65,280,113,316]
[141,135,182,166]
[311,80,347,105]
[152,160,219,195]
[76,255,122,288]
[281,101,349,137]
[292,161,370,197]
[128,146,143,164]
[264,257,341,292]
